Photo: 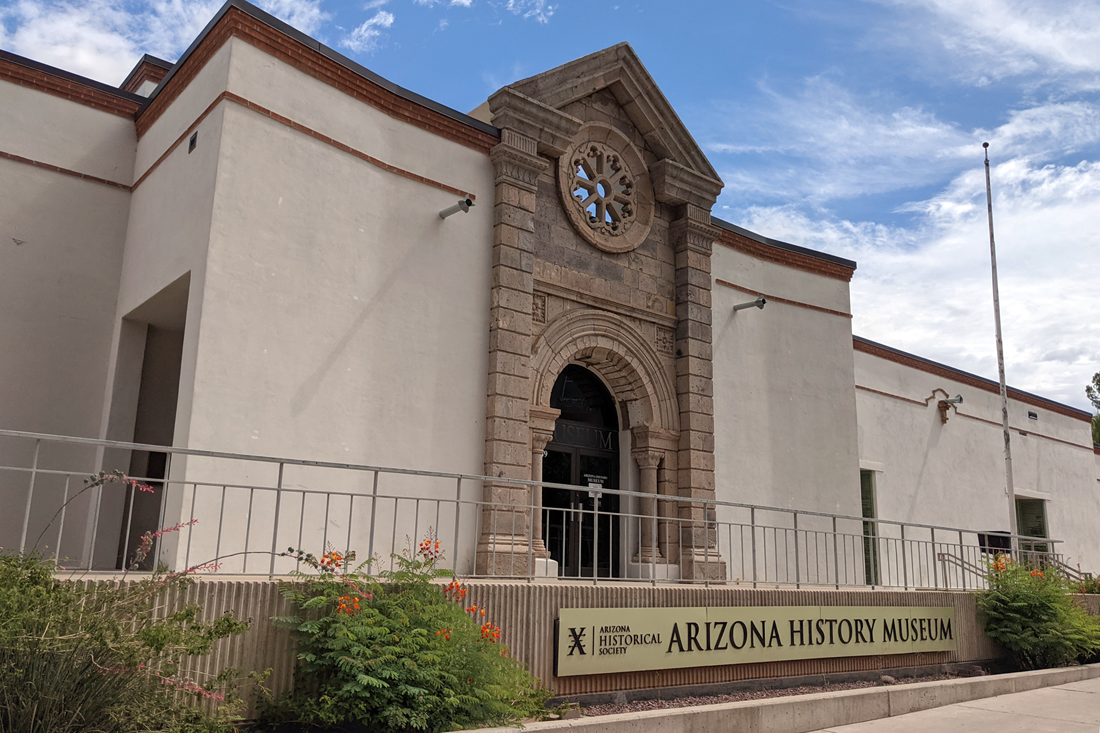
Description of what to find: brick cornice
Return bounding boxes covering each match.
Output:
[0,52,142,118]
[854,336,1093,423]
[0,150,131,191]
[716,226,855,282]
[135,7,498,154]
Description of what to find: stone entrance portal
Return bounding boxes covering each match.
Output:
[542,365,621,578]
[477,43,727,581]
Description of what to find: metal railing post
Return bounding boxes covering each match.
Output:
[54,475,71,563]
[751,507,758,587]
[452,478,462,575]
[793,512,800,589]
[19,440,41,554]
[832,516,840,590]
[367,471,379,566]
[959,530,966,590]
[268,463,284,580]
[152,451,172,570]
[901,524,908,589]
[592,492,600,586]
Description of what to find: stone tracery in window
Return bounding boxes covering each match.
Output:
[557,123,654,255]
[569,143,636,237]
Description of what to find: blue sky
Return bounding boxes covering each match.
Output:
[2,0,1098,411]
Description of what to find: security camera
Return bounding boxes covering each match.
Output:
[732,296,766,312]
[943,395,963,405]
[439,197,475,219]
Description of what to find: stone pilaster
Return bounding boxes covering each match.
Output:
[477,129,550,576]
[529,405,559,558]
[632,449,663,562]
[669,204,726,581]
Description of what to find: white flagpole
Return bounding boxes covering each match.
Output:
[982,142,1018,553]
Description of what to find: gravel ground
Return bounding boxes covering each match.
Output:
[580,674,957,717]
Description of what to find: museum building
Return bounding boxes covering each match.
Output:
[1,0,1098,592]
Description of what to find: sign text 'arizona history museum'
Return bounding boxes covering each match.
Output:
[555,606,956,676]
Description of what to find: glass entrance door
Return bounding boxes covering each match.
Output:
[543,447,620,578]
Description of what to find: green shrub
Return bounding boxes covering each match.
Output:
[0,472,251,732]
[263,535,550,731]
[977,555,1100,670]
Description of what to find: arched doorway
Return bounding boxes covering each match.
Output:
[542,365,621,578]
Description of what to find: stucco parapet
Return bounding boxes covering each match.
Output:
[489,88,583,157]
[652,158,722,209]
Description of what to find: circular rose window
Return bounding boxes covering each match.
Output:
[558,123,653,254]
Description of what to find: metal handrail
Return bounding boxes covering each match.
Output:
[0,428,1061,547]
[0,428,1069,588]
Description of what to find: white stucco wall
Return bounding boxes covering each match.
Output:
[712,247,861,511]
[711,245,862,583]
[854,348,1100,571]
[0,79,135,555]
[140,37,496,572]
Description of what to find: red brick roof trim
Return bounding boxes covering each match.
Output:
[120,54,173,95]
[0,50,142,118]
[135,4,499,154]
[854,336,1093,423]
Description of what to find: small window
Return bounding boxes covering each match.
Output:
[860,470,880,586]
[188,132,197,153]
[1028,411,1038,420]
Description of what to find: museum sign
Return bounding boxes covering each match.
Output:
[555,606,955,676]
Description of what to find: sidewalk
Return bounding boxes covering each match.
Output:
[808,675,1100,732]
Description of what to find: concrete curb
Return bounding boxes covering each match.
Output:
[485,663,1100,733]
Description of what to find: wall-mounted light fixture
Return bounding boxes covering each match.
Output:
[732,296,766,312]
[938,394,963,423]
[439,197,475,219]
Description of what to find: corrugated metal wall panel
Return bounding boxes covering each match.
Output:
[86,579,1100,715]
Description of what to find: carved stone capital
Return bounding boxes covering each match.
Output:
[491,131,550,193]
[652,158,723,209]
[669,205,720,257]
[489,88,583,157]
[529,404,560,449]
[632,449,663,471]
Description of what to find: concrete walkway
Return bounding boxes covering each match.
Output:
[809,676,1100,732]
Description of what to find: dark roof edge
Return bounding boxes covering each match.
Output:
[137,0,500,138]
[0,49,145,103]
[853,335,1094,419]
[711,216,857,270]
[119,54,173,91]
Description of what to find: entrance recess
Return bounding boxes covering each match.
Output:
[542,365,621,578]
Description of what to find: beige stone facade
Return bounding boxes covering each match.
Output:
[476,45,728,579]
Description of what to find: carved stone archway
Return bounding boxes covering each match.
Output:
[528,308,682,574]
[530,309,677,434]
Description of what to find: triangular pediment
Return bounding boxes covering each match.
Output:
[506,43,721,185]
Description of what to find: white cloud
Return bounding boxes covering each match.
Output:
[708,77,1100,204]
[0,0,327,84]
[733,158,1100,410]
[255,0,330,35]
[872,0,1100,87]
[340,9,394,53]
[505,0,554,24]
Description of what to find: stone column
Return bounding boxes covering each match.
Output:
[476,129,549,576]
[529,405,559,558]
[632,449,664,562]
[670,203,726,581]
